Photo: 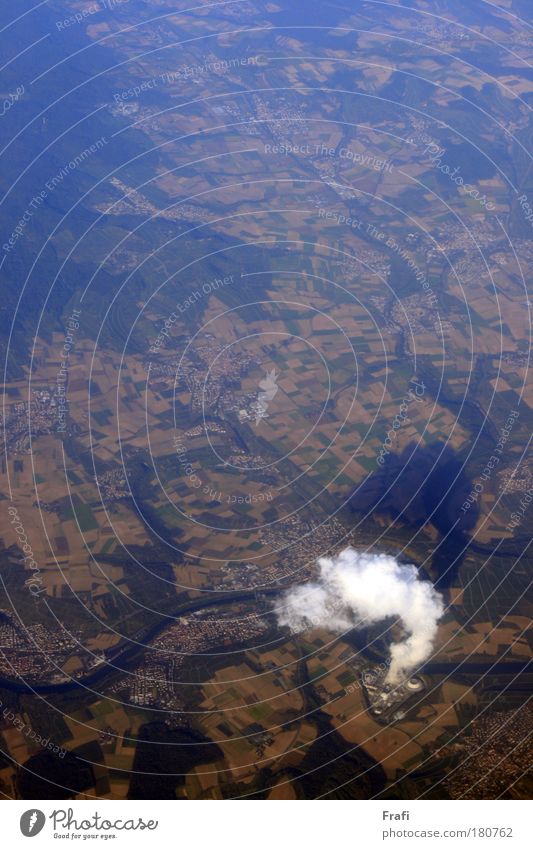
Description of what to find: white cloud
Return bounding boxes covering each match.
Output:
[277,548,444,682]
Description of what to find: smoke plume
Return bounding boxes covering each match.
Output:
[277,548,444,683]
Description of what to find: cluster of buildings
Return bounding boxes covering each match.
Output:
[388,293,446,343]
[97,176,206,225]
[405,18,473,46]
[213,99,261,136]
[502,350,529,368]
[334,251,391,284]
[185,422,226,438]
[210,561,265,592]
[258,515,347,583]
[500,461,533,495]
[0,390,58,456]
[443,705,532,799]
[226,452,268,470]
[0,610,84,683]
[433,221,496,254]
[253,94,307,144]
[108,99,165,134]
[96,468,130,503]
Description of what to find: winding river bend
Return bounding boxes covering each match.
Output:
[0,588,282,695]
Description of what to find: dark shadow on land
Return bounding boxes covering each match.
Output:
[17,749,95,799]
[349,443,479,589]
[127,722,223,799]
